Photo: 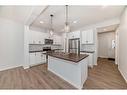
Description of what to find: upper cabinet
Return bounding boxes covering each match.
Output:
[81,29,94,44]
[29,30,46,44]
[53,34,62,45]
[67,31,80,39]
[29,30,62,45]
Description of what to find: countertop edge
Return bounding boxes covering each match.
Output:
[48,53,89,63]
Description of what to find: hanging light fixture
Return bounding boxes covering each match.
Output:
[65,5,70,32]
[49,14,54,36]
[64,5,70,53]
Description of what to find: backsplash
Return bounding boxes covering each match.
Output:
[29,44,62,51]
[81,44,95,51]
[29,44,43,51]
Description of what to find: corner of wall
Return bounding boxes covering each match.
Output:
[118,65,127,83]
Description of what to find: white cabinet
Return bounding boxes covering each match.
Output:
[29,52,46,66]
[41,53,46,63]
[29,30,63,45]
[36,52,42,64]
[29,53,36,65]
[80,52,94,68]
[81,29,94,44]
[29,30,49,44]
[67,32,74,39]
[53,34,62,45]
[67,31,80,39]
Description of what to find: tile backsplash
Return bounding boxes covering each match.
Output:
[29,44,62,51]
[81,44,95,51]
[29,44,43,51]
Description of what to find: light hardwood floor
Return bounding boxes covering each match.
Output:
[0,58,126,89]
[84,58,127,89]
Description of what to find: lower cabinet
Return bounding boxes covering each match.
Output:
[29,53,36,65]
[80,52,94,68]
[29,52,46,66]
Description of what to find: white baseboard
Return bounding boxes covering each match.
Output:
[23,66,30,69]
[0,64,22,71]
[118,66,127,83]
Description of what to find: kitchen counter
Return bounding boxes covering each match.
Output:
[48,52,89,89]
[80,50,95,53]
[47,52,89,63]
[29,50,44,53]
[29,49,63,53]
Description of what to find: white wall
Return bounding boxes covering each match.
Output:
[98,31,115,58]
[117,7,127,82]
[0,18,24,71]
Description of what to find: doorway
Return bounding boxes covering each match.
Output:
[98,31,116,61]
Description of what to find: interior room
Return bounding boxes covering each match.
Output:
[0,5,126,89]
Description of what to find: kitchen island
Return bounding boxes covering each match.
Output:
[47,52,89,89]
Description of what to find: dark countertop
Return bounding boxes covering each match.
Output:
[29,50,54,53]
[29,44,61,46]
[47,52,89,63]
[29,50,44,53]
[80,51,95,53]
[29,49,63,53]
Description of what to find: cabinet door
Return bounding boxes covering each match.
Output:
[29,30,37,44]
[29,53,36,65]
[53,35,62,45]
[73,31,80,38]
[41,53,46,63]
[81,29,94,44]
[53,35,58,44]
[81,31,87,44]
[85,53,94,68]
[86,30,94,44]
[36,52,42,64]
[67,32,74,39]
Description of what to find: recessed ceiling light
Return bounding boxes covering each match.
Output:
[104,28,107,31]
[102,5,108,8]
[40,21,44,24]
[73,20,77,24]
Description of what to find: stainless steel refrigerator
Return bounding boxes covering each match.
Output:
[68,38,80,54]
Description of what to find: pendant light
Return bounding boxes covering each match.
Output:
[49,14,54,36]
[65,5,70,32]
[64,5,70,53]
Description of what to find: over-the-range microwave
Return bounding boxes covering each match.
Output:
[44,39,53,44]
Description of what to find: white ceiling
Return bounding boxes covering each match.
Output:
[97,24,119,33]
[0,6,124,32]
[0,6,34,24]
[30,5,125,33]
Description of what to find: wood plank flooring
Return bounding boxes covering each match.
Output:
[84,58,127,89]
[0,58,126,89]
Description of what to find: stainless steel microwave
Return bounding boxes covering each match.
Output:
[44,39,53,44]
